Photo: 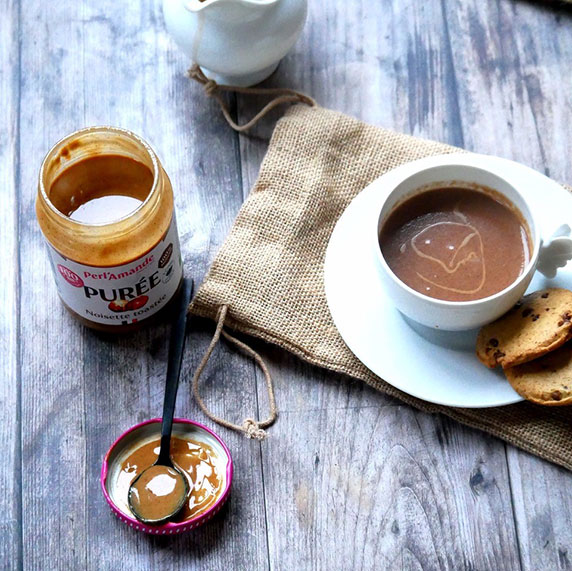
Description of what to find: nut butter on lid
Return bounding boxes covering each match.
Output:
[36,126,184,333]
[101,419,233,535]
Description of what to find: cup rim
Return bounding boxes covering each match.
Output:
[100,417,233,535]
[374,163,541,308]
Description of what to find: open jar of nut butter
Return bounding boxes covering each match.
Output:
[36,126,183,332]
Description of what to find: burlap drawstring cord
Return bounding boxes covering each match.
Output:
[191,305,277,440]
[188,64,316,132]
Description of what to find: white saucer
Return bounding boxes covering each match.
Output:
[324,153,572,408]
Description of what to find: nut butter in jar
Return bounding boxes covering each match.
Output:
[36,127,183,332]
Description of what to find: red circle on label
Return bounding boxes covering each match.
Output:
[125,295,149,311]
[57,265,84,288]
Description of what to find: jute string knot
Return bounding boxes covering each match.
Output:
[242,418,267,440]
[188,64,316,132]
[201,77,218,97]
[191,304,277,439]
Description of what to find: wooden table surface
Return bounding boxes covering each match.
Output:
[2,1,572,569]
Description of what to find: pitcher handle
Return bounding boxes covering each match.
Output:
[537,224,572,278]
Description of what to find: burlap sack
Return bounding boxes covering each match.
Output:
[190,104,572,471]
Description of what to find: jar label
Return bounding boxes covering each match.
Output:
[46,217,183,326]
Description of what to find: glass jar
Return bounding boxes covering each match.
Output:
[36,126,184,332]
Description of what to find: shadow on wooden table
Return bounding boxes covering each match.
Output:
[521,0,572,15]
[146,500,233,554]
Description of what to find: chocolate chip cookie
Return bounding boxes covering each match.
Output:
[476,288,572,369]
[505,343,572,406]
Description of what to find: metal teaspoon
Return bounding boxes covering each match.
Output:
[128,277,194,524]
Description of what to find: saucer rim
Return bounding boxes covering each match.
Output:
[324,152,572,408]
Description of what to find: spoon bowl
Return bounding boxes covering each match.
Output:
[128,464,189,525]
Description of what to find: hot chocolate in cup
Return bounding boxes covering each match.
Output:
[374,163,572,331]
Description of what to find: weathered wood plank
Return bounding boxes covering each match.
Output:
[507,450,572,571]
[0,1,21,569]
[445,1,572,569]
[17,0,268,569]
[509,1,572,182]
[18,2,97,565]
[451,0,571,172]
[506,4,572,570]
[245,346,521,571]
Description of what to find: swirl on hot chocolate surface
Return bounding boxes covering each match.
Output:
[379,186,531,302]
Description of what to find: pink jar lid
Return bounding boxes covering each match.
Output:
[101,418,233,535]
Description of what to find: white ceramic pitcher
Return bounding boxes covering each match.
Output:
[163,0,307,87]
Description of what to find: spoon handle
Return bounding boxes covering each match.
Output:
[158,277,194,466]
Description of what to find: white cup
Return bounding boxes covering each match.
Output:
[373,163,572,331]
